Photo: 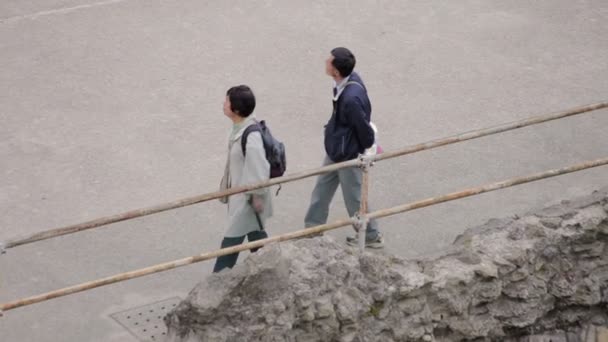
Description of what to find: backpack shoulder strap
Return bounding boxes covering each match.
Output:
[241,123,261,156]
[344,81,366,92]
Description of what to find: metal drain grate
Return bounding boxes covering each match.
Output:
[111,297,181,341]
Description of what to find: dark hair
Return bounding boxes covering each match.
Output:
[330,47,356,77]
[226,85,256,117]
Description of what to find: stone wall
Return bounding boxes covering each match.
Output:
[164,187,608,342]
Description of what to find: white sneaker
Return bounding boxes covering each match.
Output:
[346,234,384,249]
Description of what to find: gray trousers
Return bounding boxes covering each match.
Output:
[304,156,380,239]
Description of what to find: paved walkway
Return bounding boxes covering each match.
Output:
[1,1,607,341]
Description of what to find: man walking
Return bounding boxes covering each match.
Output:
[304,47,383,248]
[214,85,273,272]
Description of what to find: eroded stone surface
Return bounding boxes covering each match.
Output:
[165,188,608,341]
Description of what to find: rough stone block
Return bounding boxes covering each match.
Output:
[165,190,608,342]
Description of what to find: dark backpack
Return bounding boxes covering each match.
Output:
[241,120,287,179]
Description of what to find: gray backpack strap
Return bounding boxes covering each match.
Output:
[344,81,366,92]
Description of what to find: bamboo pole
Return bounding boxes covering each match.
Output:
[367,158,608,220]
[372,102,608,163]
[1,159,357,249]
[0,159,358,249]
[0,218,353,313]
[2,102,606,250]
[2,157,606,313]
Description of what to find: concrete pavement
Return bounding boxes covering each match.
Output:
[1,0,607,341]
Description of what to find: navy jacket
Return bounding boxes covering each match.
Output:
[324,72,375,162]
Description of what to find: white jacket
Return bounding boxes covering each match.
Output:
[219,118,273,237]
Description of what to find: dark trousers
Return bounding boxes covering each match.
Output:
[212,230,268,273]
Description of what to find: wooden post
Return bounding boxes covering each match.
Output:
[358,156,371,252]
